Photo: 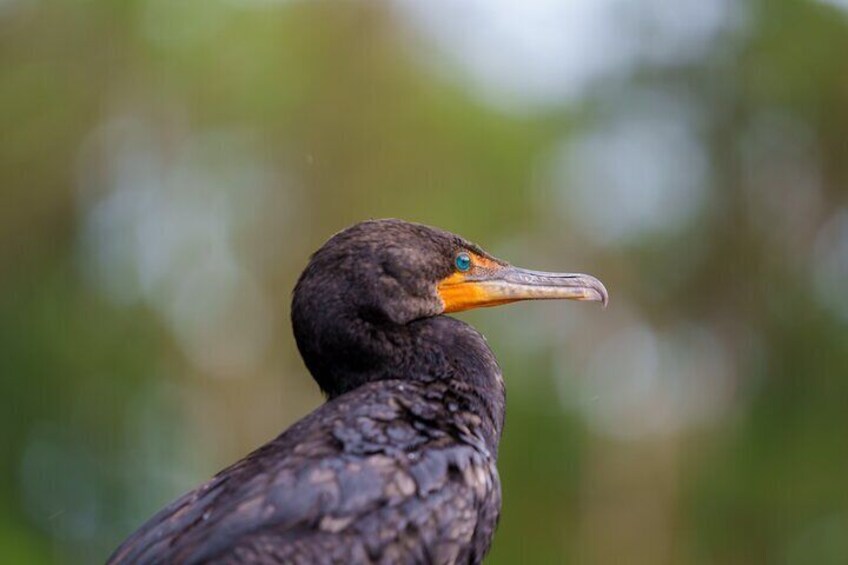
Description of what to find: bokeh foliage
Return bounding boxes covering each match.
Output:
[1,0,847,563]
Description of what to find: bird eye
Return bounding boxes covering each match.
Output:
[455,252,472,272]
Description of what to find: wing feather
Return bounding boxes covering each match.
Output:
[108,381,500,565]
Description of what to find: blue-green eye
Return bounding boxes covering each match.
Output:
[455,252,472,272]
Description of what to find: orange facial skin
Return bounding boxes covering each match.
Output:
[437,253,513,313]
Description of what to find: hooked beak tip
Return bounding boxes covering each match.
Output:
[588,276,609,308]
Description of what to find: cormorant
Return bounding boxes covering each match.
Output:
[108,219,607,564]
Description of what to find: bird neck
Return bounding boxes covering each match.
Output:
[292,313,505,447]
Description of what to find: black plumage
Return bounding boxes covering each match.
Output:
[108,219,607,564]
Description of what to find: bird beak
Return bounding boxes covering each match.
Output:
[437,261,609,314]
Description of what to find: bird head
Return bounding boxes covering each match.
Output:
[291,219,607,396]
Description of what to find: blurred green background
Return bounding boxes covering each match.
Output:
[2,0,848,563]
